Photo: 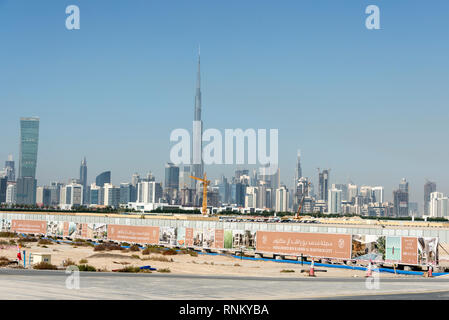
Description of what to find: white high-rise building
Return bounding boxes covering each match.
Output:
[372,186,384,203]
[6,183,16,204]
[347,184,358,203]
[275,186,289,212]
[245,186,258,209]
[103,183,120,208]
[137,181,163,204]
[59,183,83,210]
[429,192,449,218]
[328,188,342,214]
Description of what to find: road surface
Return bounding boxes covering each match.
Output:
[1,269,448,299]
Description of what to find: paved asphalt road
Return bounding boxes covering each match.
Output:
[1,269,449,299]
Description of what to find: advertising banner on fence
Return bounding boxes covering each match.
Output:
[401,237,418,265]
[11,220,47,234]
[176,227,186,246]
[87,223,108,240]
[418,237,438,265]
[185,228,194,246]
[0,219,11,232]
[214,229,224,249]
[256,231,351,259]
[386,236,401,262]
[351,235,385,262]
[47,221,64,237]
[107,225,159,244]
[159,227,177,246]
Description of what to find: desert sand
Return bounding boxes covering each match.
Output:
[0,237,419,279]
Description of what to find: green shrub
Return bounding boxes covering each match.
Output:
[78,264,96,272]
[117,266,141,273]
[157,268,171,273]
[129,244,140,252]
[130,254,141,260]
[33,262,58,270]
[280,269,295,273]
[79,259,88,264]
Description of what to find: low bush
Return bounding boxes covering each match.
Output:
[18,236,38,242]
[33,262,58,270]
[0,256,11,266]
[130,254,141,260]
[79,259,88,264]
[280,269,295,273]
[38,239,53,245]
[141,255,173,263]
[129,244,140,252]
[142,245,164,255]
[94,243,124,252]
[62,259,76,267]
[0,232,16,238]
[116,266,141,273]
[9,239,16,245]
[157,268,171,273]
[78,264,96,272]
[234,263,241,267]
[180,249,198,257]
[162,248,178,256]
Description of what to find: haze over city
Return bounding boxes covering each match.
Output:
[1,1,448,208]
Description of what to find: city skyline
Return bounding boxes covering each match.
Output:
[1,1,448,208]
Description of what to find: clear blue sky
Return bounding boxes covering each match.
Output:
[1,0,448,209]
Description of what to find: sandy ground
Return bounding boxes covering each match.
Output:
[0,238,420,279]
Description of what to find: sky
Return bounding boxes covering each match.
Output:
[0,0,448,209]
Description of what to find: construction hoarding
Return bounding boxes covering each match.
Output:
[256,231,351,260]
[47,221,65,237]
[351,235,385,262]
[11,220,47,234]
[1,217,441,266]
[87,223,108,240]
[159,227,177,246]
[214,229,224,249]
[107,225,159,244]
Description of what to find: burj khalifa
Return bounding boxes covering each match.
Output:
[191,48,204,190]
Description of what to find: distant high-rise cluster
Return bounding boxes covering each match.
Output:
[0,54,444,219]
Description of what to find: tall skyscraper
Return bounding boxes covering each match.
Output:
[191,48,204,189]
[165,163,180,190]
[318,169,330,202]
[0,177,7,203]
[372,186,384,203]
[96,171,111,187]
[79,157,88,204]
[393,188,409,217]
[295,150,302,184]
[424,180,436,215]
[4,155,15,182]
[328,188,342,214]
[17,117,40,205]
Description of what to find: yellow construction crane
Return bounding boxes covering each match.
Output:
[190,173,210,216]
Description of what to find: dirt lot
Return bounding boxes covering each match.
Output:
[0,236,422,278]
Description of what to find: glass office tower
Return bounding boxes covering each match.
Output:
[17,117,40,205]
